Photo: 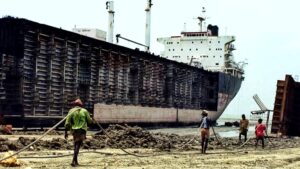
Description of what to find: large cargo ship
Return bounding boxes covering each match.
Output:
[0,2,244,127]
[156,10,245,121]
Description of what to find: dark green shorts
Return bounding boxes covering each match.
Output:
[72,129,86,143]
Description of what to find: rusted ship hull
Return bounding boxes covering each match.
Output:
[0,17,242,126]
[93,73,242,124]
[272,75,300,136]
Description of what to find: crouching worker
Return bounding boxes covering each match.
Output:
[199,110,211,154]
[65,99,93,167]
[255,118,266,149]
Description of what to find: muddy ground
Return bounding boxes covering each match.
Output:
[1,125,300,168]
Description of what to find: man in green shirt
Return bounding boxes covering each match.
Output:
[65,99,92,167]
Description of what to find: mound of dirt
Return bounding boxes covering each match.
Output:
[1,125,300,152]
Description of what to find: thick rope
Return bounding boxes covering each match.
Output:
[0,115,69,163]
[0,117,279,161]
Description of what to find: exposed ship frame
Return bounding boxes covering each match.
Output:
[0,1,244,127]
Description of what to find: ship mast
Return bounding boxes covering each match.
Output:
[106,1,115,43]
[145,0,152,52]
[197,7,206,32]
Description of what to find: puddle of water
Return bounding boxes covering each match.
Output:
[218,130,239,138]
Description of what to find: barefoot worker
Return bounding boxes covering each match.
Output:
[65,99,93,167]
[239,114,249,142]
[199,110,211,154]
[255,118,266,149]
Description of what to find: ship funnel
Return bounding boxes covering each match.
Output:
[145,0,152,52]
[106,1,114,43]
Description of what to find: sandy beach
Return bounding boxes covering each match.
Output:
[1,125,300,169]
[8,147,300,169]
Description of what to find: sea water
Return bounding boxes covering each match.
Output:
[148,116,272,138]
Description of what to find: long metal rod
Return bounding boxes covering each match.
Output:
[116,34,149,50]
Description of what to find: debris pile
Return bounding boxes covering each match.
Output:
[1,125,300,152]
[91,124,192,150]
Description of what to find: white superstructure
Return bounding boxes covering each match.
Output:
[72,28,106,41]
[157,9,245,78]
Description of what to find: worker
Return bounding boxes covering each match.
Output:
[0,114,12,135]
[255,118,266,149]
[199,110,211,154]
[239,114,249,142]
[65,98,93,167]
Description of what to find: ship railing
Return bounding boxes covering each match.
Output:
[228,44,235,50]
[224,50,233,56]
[224,67,244,78]
[205,66,244,78]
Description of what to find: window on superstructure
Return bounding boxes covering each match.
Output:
[173,49,175,51]
[192,41,194,44]
[189,49,191,51]
[209,48,211,51]
[196,48,198,51]
[181,49,183,51]
[209,41,211,43]
[218,41,220,43]
[169,49,171,51]
[177,42,179,44]
[215,63,219,65]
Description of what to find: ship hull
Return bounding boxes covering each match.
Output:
[0,17,243,127]
[93,72,243,123]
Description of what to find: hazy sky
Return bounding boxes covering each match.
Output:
[1,0,300,119]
